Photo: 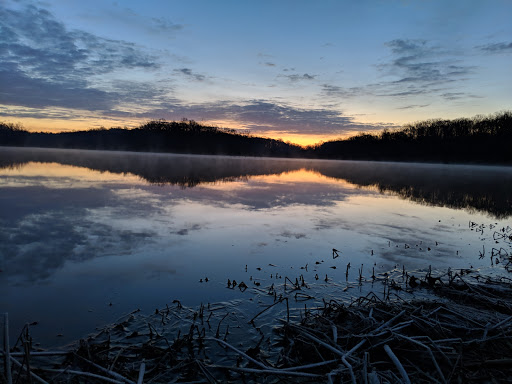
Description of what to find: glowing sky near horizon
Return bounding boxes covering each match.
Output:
[1,0,511,145]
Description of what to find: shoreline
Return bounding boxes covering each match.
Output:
[2,268,512,383]
[3,144,512,167]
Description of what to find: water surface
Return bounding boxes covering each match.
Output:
[1,147,511,346]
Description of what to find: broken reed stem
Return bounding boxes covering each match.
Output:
[383,344,411,384]
[137,361,146,384]
[74,353,135,384]
[278,358,338,372]
[9,351,69,357]
[215,312,229,338]
[196,359,217,383]
[331,324,338,343]
[6,264,512,383]
[289,325,344,357]
[207,337,268,370]
[208,364,322,378]
[393,333,447,384]
[363,352,369,384]
[3,313,13,384]
[373,310,406,333]
[341,355,356,384]
[249,297,285,324]
[109,346,126,372]
[489,314,512,331]
[9,356,49,384]
[40,368,124,384]
[23,333,33,384]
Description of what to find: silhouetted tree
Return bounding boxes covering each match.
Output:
[0,120,305,158]
[311,111,512,164]
[1,112,511,163]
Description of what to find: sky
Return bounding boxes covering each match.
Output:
[1,0,511,145]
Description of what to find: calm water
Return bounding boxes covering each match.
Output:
[1,147,511,346]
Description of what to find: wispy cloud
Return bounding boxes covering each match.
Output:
[440,92,482,101]
[150,16,184,33]
[0,66,112,110]
[383,39,473,85]
[134,99,394,136]
[174,68,206,81]
[396,104,430,110]
[0,2,402,137]
[78,4,184,37]
[280,73,317,82]
[321,84,366,98]
[321,39,478,105]
[0,3,162,111]
[477,41,512,53]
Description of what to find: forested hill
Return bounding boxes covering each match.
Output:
[0,119,304,158]
[1,111,511,163]
[311,111,512,164]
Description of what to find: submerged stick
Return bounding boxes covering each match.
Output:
[383,344,411,384]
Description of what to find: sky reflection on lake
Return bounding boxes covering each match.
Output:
[1,147,511,346]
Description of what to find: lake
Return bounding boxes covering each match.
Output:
[1,147,511,347]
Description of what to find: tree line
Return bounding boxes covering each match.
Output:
[310,111,512,163]
[0,119,303,158]
[1,111,511,163]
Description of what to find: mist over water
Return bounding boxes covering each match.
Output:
[1,147,511,346]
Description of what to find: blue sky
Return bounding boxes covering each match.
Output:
[1,0,511,144]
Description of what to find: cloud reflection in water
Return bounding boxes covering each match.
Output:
[1,147,511,345]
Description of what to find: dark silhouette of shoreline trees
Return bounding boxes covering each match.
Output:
[0,119,304,158]
[1,111,511,164]
[310,111,512,164]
